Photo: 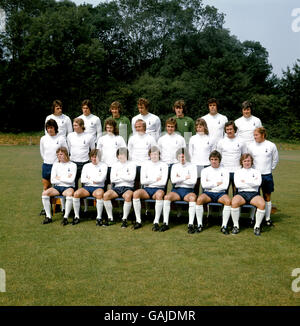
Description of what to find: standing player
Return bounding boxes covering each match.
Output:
[189,118,213,195]
[104,101,131,143]
[103,148,136,227]
[172,99,195,143]
[196,151,231,234]
[67,118,95,191]
[45,100,73,138]
[235,101,262,145]
[131,98,161,141]
[160,148,197,234]
[231,153,266,236]
[128,119,157,188]
[72,149,108,226]
[97,118,126,190]
[41,147,77,225]
[40,119,68,191]
[157,117,186,181]
[77,99,102,144]
[132,146,168,230]
[216,121,246,194]
[40,119,68,215]
[201,98,228,148]
[247,127,279,226]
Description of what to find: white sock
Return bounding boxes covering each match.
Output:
[42,196,51,218]
[123,201,132,220]
[84,198,88,212]
[133,198,141,223]
[222,205,231,228]
[73,198,81,218]
[231,207,240,228]
[163,200,171,225]
[104,200,113,220]
[65,196,73,218]
[188,202,196,225]
[154,200,163,224]
[196,205,204,227]
[265,201,272,221]
[96,199,104,220]
[254,209,265,229]
[60,197,65,210]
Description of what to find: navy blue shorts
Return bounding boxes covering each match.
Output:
[203,191,226,203]
[144,187,165,197]
[261,174,274,194]
[112,186,134,197]
[172,187,195,200]
[54,185,74,195]
[42,163,53,180]
[237,191,260,204]
[83,186,104,196]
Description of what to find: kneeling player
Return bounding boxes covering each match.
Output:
[231,153,265,236]
[196,150,231,234]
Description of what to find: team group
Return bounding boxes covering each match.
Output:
[40,98,279,236]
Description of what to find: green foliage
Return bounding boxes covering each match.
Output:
[0,0,299,138]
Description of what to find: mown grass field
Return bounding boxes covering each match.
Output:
[0,143,300,306]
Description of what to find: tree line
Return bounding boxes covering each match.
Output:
[0,0,299,140]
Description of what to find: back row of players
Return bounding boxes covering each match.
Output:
[40,98,279,235]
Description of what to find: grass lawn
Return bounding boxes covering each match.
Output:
[0,145,300,306]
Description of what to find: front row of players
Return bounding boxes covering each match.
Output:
[41,145,270,237]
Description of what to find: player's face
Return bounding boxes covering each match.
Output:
[150,151,159,162]
[54,105,62,116]
[47,126,56,136]
[225,125,235,138]
[106,124,114,134]
[196,124,205,133]
[118,153,127,163]
[174,106,184,118]
[90,155,99,165]
[138,104,148,116]
[242,157,252,169]
[135,121,145,134]
[208,103,218,115]
[57,151,67,163]
[210,156,220,168]
[178,153,186,164]
[110,107,120,118]
[254,131,264,143]
[73,122,83,133]
[242,107,251,118]
[82,105,91,116]
[166,123,175,135]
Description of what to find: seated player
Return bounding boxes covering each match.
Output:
[196,150,231,234]
[231,153,266,236]
[72,149,108,226]
[41,147,77,225]
[132,146,168,230]
[103,147,136,227]
[160,148,197,234]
